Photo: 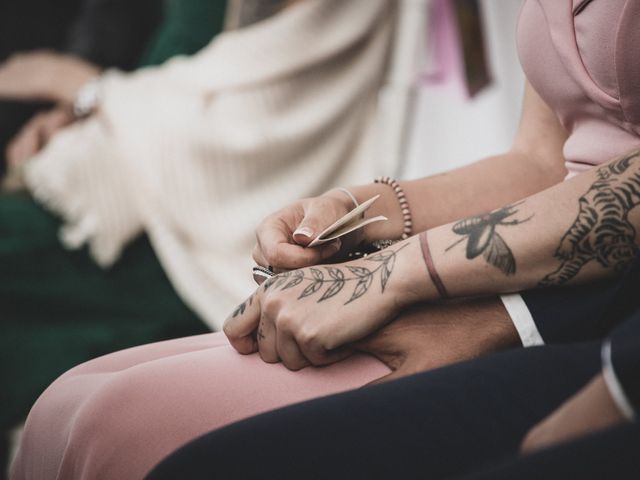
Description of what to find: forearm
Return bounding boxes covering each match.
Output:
[391,150,640,305]
[333,150,566,242]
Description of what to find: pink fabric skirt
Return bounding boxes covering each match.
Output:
[11,332,388,480]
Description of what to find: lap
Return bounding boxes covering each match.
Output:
[0,193,207,429]
[148,342,602,480]
[12,332,389,480]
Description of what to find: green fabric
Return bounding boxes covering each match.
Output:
[139,0,227,67]
[0,194,209,430]
[0,1,228,471]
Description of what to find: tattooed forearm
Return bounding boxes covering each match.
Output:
[445,202,533,275]
[540,152,640,286]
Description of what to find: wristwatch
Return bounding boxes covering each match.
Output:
[73,77,102,118]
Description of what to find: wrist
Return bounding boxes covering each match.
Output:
[57,56,101,105]
[349,183,407,243]
[387,237,438,307]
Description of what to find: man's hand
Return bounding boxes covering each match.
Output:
[521,374,627,454]
[356,297,519,384]
[0,51,100,104]
[253,192,358,271]
[5,106,75,168]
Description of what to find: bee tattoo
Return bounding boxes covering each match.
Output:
[446,202,533,275]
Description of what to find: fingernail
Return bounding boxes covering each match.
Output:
[294,227,313,238]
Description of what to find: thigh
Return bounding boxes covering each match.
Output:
[0,194,208,429]
[458,421,640,480]
[148,342,602,480]
[12,332,389,480]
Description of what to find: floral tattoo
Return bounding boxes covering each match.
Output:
[231,244,408,317]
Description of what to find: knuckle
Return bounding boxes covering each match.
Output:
[261,296,282,318]
[297,325,320,347]
[275,314,297,333]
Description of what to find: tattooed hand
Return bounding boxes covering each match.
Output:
[225,240,428,370]
[252,194,355,271]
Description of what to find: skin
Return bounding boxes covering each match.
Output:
[521,374,626,453]
[5,105,75,168]
[229,148,640,362]
[0,51,100,105]
[231,81,638,446]
[0,51,99,168]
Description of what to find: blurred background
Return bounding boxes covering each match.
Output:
[0,1,525,477]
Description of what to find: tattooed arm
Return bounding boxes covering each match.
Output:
[227,149,640,367]
[427,149,640,297]
[254,82,569,269]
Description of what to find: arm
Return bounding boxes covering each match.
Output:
[414,148,640,301]
[329,82,569,240]
[254,82,568,269]
[226,149,640,366]
[521,307,640,453]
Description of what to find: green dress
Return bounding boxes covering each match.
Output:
[0,0,227,437]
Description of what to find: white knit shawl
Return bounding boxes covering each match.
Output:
[25,0,394,330]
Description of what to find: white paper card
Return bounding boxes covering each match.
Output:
[308,195,387,247]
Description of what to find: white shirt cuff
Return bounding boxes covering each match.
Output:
[602,341,636,421]
[500,293,545,347]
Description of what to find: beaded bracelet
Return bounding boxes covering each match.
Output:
[374,176,413,240]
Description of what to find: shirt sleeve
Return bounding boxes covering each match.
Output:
[500,294,544,347]
[516,256,640,345]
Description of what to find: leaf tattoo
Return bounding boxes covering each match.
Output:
[319,267,345,302]
[277,244,408,306]
[230,244,410,316]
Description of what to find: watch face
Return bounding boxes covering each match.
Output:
[252,266,275,285]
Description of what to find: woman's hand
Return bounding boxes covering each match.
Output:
[5,105,75,168]
[356,297,520,384]
[521,374,627,454]
[252,191,358,271]
[226,239,429,370]
[0,51,100,104]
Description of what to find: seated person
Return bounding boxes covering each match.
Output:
[11,1,640,478]
[0,0,163,174]
[0,0,226,181]
[148,258,640,479]
[0,0,393,467]
[0,0,226,462]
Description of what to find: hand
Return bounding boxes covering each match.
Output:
[5,106,75,168]
[521,374,627,454]
[226,239,428,370]
[253,191,358,272]
[356,297,520,384]
[0,51,100,104]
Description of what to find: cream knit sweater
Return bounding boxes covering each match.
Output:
[25,0,394,330]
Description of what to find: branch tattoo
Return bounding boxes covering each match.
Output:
[446,202,533,275]
[540,152,640,286]
[231,244,408,318]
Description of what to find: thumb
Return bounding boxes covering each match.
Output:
[292,202,337,247]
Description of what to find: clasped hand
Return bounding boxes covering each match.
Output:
[224,243,417,371]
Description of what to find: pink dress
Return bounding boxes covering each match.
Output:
[11,1,640,478]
